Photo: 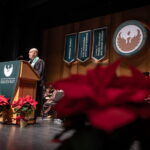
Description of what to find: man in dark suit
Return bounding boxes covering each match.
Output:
[28,48,45,117]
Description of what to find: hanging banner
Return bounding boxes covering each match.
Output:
[0,60,21,103]
[92,27,107,61]
[64,33,77,63]
[77,30,91,62]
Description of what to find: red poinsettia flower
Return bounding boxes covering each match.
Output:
[0,95,9,106]
[11,97,24,109]
[0,95,9,112]
[54,60,150,132]
[11,95,38,110]
[24,95,38,109]
[53,74,93,116]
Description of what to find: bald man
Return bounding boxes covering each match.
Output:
[28,48,45,117]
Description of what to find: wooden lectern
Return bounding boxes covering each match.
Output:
[0,61,40,124]
[12,61,40,124]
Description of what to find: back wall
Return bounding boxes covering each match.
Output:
[42,5,150,84]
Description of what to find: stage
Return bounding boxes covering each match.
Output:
[0,117,142,150]
[0,117,63,150]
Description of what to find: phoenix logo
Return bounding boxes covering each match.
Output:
[4,64,13,77]
[116,25,142,53]
[113,20,147,56]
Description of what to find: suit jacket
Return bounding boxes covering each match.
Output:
[33,58,45,87]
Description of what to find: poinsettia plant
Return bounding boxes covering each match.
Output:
[52,60,150,150]
[11,95,38,117]
[0,95,9,113]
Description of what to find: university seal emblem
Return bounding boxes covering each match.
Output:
[4,64,13,77]
[112,20,147,56]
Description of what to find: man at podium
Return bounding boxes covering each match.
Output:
[28,48,45,117]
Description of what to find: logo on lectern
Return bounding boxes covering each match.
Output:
[4,64,13,77]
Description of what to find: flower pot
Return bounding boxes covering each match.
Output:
[0,111,8,123]
[20,119,28,128]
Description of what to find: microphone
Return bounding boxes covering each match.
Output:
[17,55,24,60]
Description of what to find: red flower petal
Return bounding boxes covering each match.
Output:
[55,84,93,117]
[88,107,136,132]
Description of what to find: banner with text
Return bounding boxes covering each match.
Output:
[64,33,77,63]
[0,60,21,103]
[92,27,107,60]
[77,30,91,62]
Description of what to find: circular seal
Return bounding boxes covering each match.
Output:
[112,20,147,56]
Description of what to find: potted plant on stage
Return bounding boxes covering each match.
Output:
[52,60,150,150]
[11,95,38,127]
[0,95,10,123]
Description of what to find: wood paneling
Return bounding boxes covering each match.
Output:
[42,5,150,83]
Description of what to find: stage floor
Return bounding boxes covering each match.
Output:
[0,117,63,150]
[0,117,141,150]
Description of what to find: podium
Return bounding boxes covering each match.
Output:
[0,60,40,124]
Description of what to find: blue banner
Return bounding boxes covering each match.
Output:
[92,27,107,60]
[64,33,77,63]
[77,30,91,62]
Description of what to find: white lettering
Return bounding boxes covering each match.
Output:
[0,78,16,84]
